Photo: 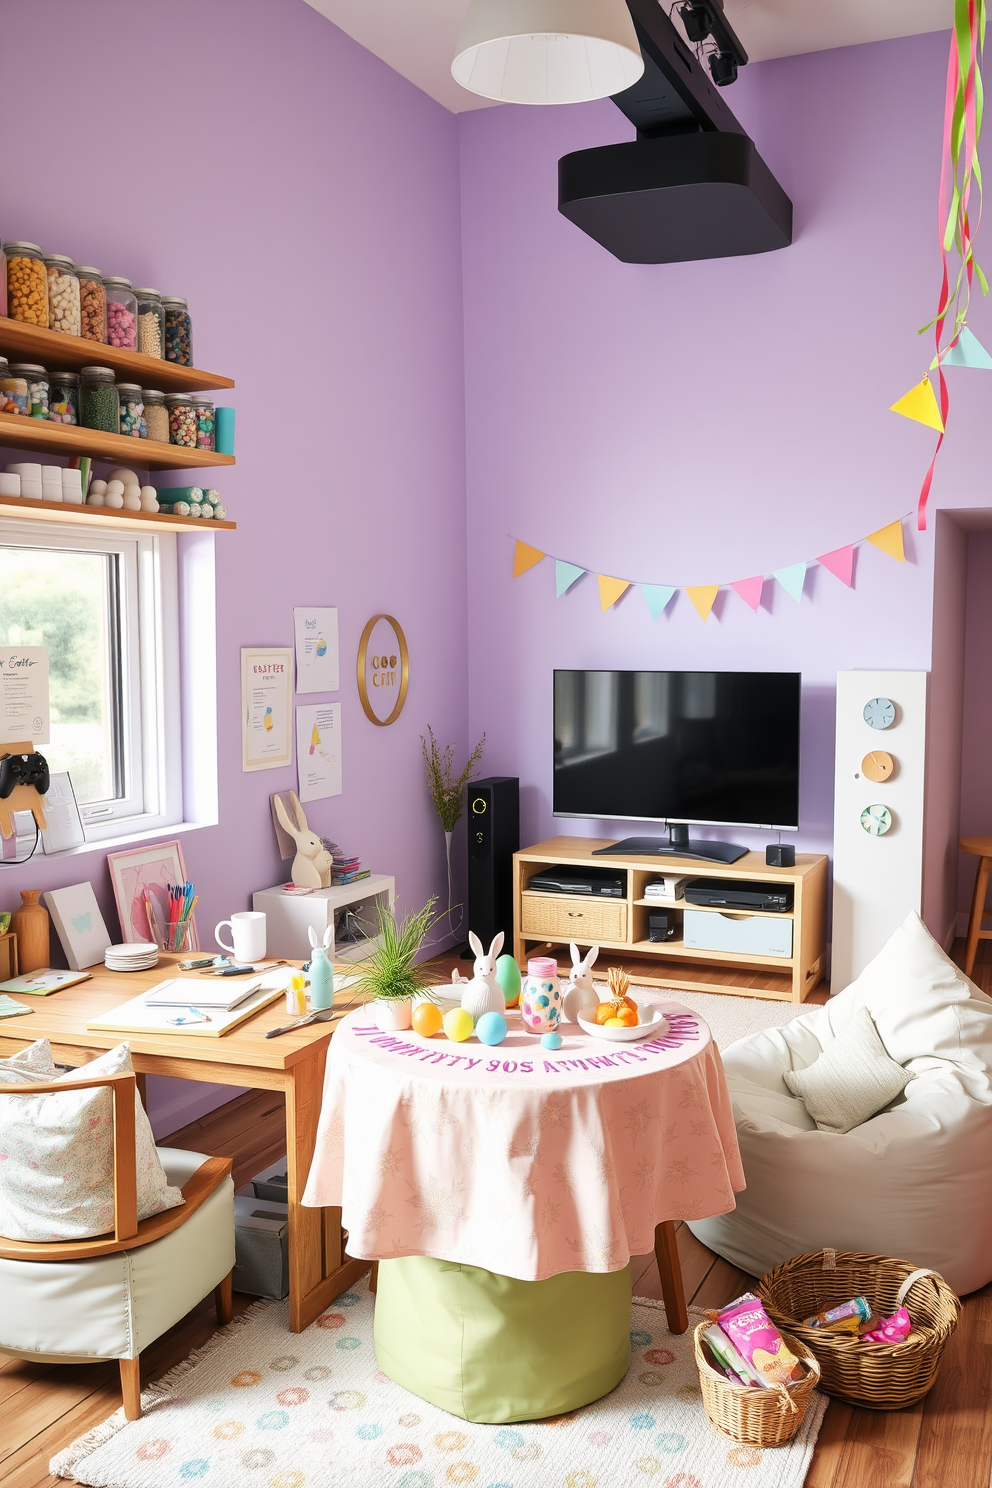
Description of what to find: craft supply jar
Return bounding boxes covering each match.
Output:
[165,393,197,447]
[134,287,164,358]
[49,371,80,425]
[43,255,81,336]
[162,295,193,365]
[142,388,168,443]
[520,955,563,1035]
[191,395,215,450]
[118,383,145,438]
[104,276,137,349]
[11,364,49,419]
[0,244,7,315]
[0,358,28,416]
[80,365,120,433]
[5,242,48,327]
[77,267,107,343]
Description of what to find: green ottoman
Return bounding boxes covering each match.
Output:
[373,1256,631,1423]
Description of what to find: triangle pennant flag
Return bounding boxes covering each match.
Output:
[513,541,545,578]
[773,562,807,604]
[642,584,676,620]
[686,584,719,622]
[598,574,631,611]
[943,325,992,369]
[555,560,585,597]
[731,576,764,612]
[818,544,856,587]
[889,376,944,432]
[866,520,905,563]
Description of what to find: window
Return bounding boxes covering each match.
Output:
[0,519,181,841]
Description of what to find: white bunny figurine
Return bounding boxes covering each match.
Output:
[273,792,333,890]
[561,942,600,1022]
[460,931,507,1020]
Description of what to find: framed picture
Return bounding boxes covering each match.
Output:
[107,840,199,950]
[43,882,112,970]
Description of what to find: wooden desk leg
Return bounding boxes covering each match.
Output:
[215,1271,233,1326]
[965,856,991,977]
[119,1356,141,1420]
[654,1221,689,1334]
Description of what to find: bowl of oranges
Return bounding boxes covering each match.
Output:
[576,967,669,1043]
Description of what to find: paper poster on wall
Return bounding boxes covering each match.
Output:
[296,702,342,802]
[294,607,339,694]
[241,647,293,772]
[0,646,49,745]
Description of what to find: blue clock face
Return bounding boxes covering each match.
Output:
[863,697,896,730]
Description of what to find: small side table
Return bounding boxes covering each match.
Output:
[253,875,395,962]
[962,836,992,977]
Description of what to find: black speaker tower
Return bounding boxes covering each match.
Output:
[464,776,519,954]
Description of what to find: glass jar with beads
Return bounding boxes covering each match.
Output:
[11,364,49,418]
[162,295,193,364]
[5,243,48,327]
[49,371,80,425]
[77,267,107,342]
[103,277,137,349]
[190,395,215,450]
[118,384,146,438]
[142,388,168,443]
[80,366,120,433]
[134,288,165,358]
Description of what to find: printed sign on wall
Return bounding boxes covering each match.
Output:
[356,615,409,727]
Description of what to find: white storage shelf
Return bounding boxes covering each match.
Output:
[253,875,395,963]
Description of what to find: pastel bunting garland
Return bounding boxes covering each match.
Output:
[511,514,911,621]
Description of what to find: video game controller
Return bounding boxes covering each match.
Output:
[0,751,50,800]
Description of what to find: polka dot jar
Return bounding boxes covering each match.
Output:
[520,955,562,1035]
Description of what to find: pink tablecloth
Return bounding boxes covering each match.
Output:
[303,996,744,1281]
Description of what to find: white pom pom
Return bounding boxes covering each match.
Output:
[139,485,159,512]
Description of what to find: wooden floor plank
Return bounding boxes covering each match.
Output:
[912,1282,992,1488]
[803,1402,854,1488]
[832,1403,924,1488]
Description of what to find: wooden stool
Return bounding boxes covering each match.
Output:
[962,836,992,977]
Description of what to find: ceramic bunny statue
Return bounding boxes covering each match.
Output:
[460,931,506,1020]
[561,941,600,1022]
[273,792,333,890]
[308,924,334,1010]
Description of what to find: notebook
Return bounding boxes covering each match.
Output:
[143,976,265,1011]
[0,968,92,996]
[85,971,293,1039]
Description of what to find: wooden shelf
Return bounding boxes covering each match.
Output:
[633,897,795,919]
[0,413,234,470]
[0,494,235,532]
[0,317,233,393]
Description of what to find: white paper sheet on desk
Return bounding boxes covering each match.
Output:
[85,970,294,1038]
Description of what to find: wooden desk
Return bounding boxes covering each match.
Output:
[0,954,368,1332]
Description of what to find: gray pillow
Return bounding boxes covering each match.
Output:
[784,1006,913,1134]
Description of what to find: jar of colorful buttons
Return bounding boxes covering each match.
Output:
[11,364,49,419]
[190,395,215,450]
[165,393,197,447]
[162,295,193,365]
[104,276,137,349]
[49,371,80,425]
[118,384,146,438]
[520,955,563,1035]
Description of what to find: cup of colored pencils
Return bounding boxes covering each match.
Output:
[166,881,199,952]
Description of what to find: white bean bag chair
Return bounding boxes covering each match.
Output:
[689,912,992,1295]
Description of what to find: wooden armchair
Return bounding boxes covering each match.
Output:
[0,1071,235,1419]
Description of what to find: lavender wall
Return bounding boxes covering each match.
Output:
[458,32,992,881]
[0,0,468,1131]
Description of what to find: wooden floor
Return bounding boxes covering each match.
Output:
[3,946,990,1487]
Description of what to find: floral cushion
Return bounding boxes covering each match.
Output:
[0,1038,183,1242]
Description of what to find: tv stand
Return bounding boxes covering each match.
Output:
[592,828,748,865]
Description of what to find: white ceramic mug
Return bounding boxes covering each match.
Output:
[215,911,266,963]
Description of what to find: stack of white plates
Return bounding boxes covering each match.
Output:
[105,941,159,972]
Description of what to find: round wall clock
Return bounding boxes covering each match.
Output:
[863,696,896,730]
[860,803,893,836]
[861,750,894,783]
[356,615,409,726]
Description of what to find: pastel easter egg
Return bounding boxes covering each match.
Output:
[495,954,521,1007]
[412,1002,443,1038]
[541,1031,562,1050]
[443,1007,474,1043]
[475,1011,507,1046]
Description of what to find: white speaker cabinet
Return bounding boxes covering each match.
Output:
[831,670,928,992]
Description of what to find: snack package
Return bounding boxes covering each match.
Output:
[716,1293,804,1386]
[803,1296,873,1333]
[699,1322,764,1388]
[861,1306,913,1344]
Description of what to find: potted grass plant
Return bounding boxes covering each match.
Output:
[352,896,443,1031]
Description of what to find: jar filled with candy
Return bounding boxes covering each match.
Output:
[104,277,137,349]
[0,359,27,415]
[134,287,164,358]
[162,295,193,365]
[190,395,215,450]
[0,245,8,316]
[49,371,80,425]
[165,393,197,448]
[11,364,50,418]
[77,267,107,342]
[80,366,120,433]
[43,255,81,336]
[118,383,145,438]
[5,242,48,327]
[142,388,168,443]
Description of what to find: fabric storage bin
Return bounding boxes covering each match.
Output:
[250,1158,288,1204]
[233,1195,289,1299]
[683,908,793,958]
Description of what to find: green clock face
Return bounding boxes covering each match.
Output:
[861,803,893,836]
[863,697,896,730]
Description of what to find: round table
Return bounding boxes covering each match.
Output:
[303,994,744,1420]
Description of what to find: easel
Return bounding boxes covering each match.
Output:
[0,741,48,841]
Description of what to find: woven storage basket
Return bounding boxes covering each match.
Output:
[757,1250,961,1410]
[693,1320,820,1447]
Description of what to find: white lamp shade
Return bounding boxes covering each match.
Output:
[452,0,645,104]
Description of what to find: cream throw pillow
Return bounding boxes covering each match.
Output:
[784,1007,913,1134]
[0,1038,184,1242]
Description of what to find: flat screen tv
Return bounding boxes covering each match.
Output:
[553,670,801,860]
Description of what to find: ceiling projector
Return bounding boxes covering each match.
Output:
[558,0,793,264]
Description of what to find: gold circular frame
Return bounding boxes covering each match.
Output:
[357,614,409,726]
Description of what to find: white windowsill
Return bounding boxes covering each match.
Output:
[23,817,215,862]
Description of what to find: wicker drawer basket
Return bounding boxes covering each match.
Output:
[757,1250,961,1410]
[520,892,627,943]
[694,1321,820,1447]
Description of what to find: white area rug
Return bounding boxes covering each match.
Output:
[53,1288,826,1488]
